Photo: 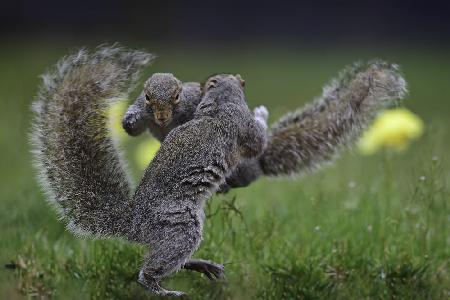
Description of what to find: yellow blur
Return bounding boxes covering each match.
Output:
[136,139,161,170]
[108,100,129,141]
[358,108,424,155]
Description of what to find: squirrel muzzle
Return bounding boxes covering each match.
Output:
[154,110,172,127]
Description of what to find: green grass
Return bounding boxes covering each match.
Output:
[0,41,449,299]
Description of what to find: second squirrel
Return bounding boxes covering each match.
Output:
[122,73,202,141]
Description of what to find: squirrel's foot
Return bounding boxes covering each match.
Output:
[122,110,138,126]
[217,183,231,194]
[253,105,269,129]
[138,270,186,297]
[183,259,225,280]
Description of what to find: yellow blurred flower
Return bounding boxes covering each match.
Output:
[358,108,424,155]
[107,100,161,169]
[108,99,129,141]
[135,139,161,170]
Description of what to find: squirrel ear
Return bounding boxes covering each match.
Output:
[144,93,151,105]
[172,92,180,104]
[235,74,245,87]
[206,78,218,90]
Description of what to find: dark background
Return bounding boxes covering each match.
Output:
[2,0,450,48]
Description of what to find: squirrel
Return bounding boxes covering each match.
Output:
[122,73,202,141]
[30,46,268,296]
[122,60,407,191]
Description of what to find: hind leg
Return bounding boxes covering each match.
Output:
[183,259,224,280]
[138,223,201,297]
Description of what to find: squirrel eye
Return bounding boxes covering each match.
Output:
[145,94,150,104]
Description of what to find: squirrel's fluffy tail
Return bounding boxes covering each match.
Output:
[260,60,407,176]
[31,46,154,237]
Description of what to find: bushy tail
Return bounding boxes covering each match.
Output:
[260,60,407,176]
[30,46,154,237]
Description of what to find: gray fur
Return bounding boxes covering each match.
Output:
[123,75,266,192]
[132,73,267,295]
[124,60,407,189]
[259,60,407,176]
[30,51,267,296]
[31,45,154,237]
[122,74,202,141]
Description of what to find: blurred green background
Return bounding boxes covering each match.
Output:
[1,1,450,298]
[1,42,449,299]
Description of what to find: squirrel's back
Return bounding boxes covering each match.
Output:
[30,46,153,237]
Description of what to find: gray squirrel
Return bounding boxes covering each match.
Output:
[122,73,203,141]
[30,46,268,296]
[123,60,407,191]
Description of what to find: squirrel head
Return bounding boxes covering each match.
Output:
[203,74,245,103]
[204,74,245,91]
[143,73,182,127]
[196,74,247,116]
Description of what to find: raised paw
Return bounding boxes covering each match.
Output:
[122,110,138,126]
[183,259,225,281]
[253,105,269,129]
[122,110,148,136]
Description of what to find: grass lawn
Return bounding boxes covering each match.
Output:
[0,41,448,299]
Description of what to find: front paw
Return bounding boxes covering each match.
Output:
[123,110,138,124]
[122,112,142,136]
[254,105,269,129]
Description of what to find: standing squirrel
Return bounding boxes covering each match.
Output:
[31,46,267,296]
[123,61,407,191]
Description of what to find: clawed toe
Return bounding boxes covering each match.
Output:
[206,263,225,280]
[202,263,224,280]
